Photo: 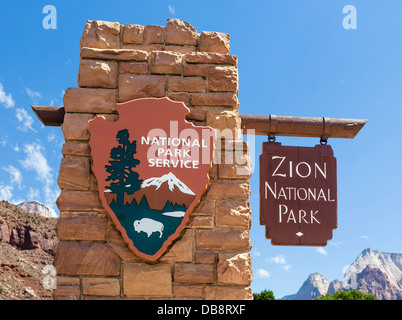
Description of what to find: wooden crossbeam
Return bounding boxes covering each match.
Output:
[31,106,367,139]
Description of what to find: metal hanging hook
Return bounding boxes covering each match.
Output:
[268,133,276,142]
[320,136,328,145]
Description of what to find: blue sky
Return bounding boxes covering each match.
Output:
[1,0,402,298]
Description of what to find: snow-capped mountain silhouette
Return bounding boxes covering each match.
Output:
[125,172,196,211]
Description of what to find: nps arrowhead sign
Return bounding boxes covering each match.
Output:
[88,97,216,261]
[260,142,337,246]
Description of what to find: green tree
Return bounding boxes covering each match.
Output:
[253,289,275,300]
[105,129,143,199]
[315,290,377,300]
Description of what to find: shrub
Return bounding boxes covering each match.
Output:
[253,289,275,300]
[315,290,377,300]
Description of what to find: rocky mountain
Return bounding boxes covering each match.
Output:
[292,273,330,300]
[0,200,58,300]
[282,248,402,300]
[17,201,55,218]
[129,172,196,211]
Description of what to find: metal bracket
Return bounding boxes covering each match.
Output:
[321,117,331,144]
[269,114,277,135]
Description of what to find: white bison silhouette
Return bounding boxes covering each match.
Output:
[133,218,164,238]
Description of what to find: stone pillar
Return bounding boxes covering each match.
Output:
[54,19,252,300]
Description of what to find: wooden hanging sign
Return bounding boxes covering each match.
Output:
[88,97,216,261]
[260,142,337,246]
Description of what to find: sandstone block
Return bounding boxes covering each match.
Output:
[205,286,253,300]
[215,200,251,229]
[165,45,196,54]
[167,76,206,93]
[185,52,237,66]
[118,74,166,102]
[150,51,183,75]
[82,278,120,296]
[62,142,91,157]
[206,109,241,134]
[64,87,116,113]
[62,113,93,141]
[166,19,198,46]
[123,263,172,297]
[218,149,252,179]
[205,180,250,200]
[78,59,117,89]
[53,277,81,300]
[185,107,206,121]
[81,47,148,61]
[108,242,143,262]
[160,229,193,262]
[183,64,207,77]
[199,31,230,54]
[80,20,121,49]
[144,25,166,44]
[120,62,148,74]
[188,216,214,228]
[168,93,190,106]
[192,200,215,216]
[196,229,251,251]
[57,212,107,241]
[174,263,215,284]
[195,251,216,264]
[208,66,238,92]
[217,253,252,285]
[122,24,145,44]
[57,157,90,190]
[55,242,120,276]
[56,190,103,211]
[191,93,238,107]
[173,285,203,299]
[122,44,164,52]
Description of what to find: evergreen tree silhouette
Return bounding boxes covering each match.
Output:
[105,129,143,201]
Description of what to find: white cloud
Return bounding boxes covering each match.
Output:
[47,133,56,142]
[27,187,40,201]
[0,83,15,108]
[16,108,37,133]
[0,184,13,201]
[168,5,175,15]
[0,136,7,147]
[316,247,328,256]
[266,254,292,271]
[267,254,286,264]
[25,87,42,100]
[360,235,369,240]
[19,142,59,217]
[2,165,23,189]
[20,142,53,186]
[256,269,270,279]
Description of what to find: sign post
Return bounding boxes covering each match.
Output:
[260,142,337,246]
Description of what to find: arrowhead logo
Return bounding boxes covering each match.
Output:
[88,98,216,261]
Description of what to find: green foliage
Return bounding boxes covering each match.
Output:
[253,289,275,300]
[315,289,377,300]
[105,129,143,195]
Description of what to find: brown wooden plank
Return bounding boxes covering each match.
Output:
[31,105,65,126]
[240,114,367,139]
[31,105,367,140]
